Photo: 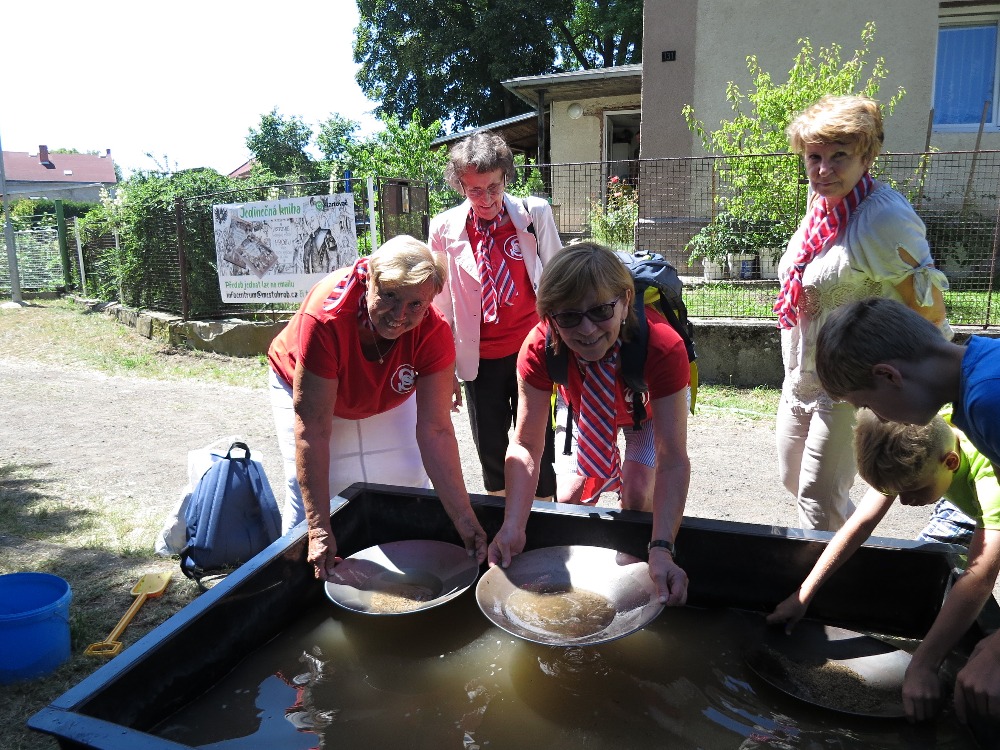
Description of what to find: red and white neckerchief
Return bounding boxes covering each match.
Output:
[322,257,375,331]
[471,205,516,324]
[773,172,876,329]
[576,340,622,494]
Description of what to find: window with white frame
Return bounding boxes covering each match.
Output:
[934,13,1000,130]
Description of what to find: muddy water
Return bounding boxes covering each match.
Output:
[153,595,977,749]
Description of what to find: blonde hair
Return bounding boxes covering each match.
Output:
[536,241,636,352]
[368,235,447,295]
[786,94,885,164]
[854,409,955,493]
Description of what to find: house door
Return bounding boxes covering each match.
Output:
[604,110,642,183]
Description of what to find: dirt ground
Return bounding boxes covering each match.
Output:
[0,355,936,547]
[0,350,972,749]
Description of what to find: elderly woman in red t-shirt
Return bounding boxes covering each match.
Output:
[429,130,562,502]
[487,242,692,604]
[268,235,487,579]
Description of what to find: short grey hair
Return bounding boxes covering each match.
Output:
[444,130,516,191]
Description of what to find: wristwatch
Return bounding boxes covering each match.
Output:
[647,539,676,558]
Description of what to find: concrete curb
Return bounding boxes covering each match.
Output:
[80,298,999,388]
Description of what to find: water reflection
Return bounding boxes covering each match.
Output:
[152,597,980,749]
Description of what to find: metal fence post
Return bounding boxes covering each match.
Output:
[54,199,73,290]
[175,198,189,321]
[367,177,378,251]
[73,218,87,297]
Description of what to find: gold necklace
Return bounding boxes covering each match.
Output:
[371,332,388,364]
[365,296,396,364]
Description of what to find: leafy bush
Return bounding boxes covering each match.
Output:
[682,22,904,260]
[588,176,638,249]
[79,168,240,308]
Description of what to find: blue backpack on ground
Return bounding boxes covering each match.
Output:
[179,441,282,585]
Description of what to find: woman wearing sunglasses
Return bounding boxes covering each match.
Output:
[487,242,692,605]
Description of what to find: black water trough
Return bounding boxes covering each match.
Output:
[29,484,999,748]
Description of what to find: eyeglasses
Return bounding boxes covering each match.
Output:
[462,181,505,200]
[550,297,620,328]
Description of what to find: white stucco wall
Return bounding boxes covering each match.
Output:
[695,0,938,153]
[550,95,641,165]
[643,0,946,158]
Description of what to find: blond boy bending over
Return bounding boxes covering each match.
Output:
[768,409,1000,723]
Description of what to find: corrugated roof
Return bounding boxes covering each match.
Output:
[432,112,537,147]
[502,64,642,107]
[2,148,117,184]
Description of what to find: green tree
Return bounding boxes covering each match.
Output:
[682,22,905,261]
[246,108,319,181]
[354,0,642,129]
[79,168,238,306]
[344,111,452,213]
[317,114,360,164]
[556,0,643,68]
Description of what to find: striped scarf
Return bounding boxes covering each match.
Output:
[322,257,375,331]
[576,340,622,494]
[773,172,876,329]
[471,205,516,324]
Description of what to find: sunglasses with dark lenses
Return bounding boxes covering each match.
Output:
[550,297,620,328]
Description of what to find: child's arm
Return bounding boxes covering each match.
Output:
[767,488,894,632]
[903,527,1000,722]
[955,629,1000,724]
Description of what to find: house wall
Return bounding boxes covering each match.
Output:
[549,95,642,165]
[549,95,641,237]
[640,0,987,159]
[640,0,699,160]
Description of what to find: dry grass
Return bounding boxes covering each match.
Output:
[0,299,263,749]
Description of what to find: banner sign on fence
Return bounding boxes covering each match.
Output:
[212,193,358,304]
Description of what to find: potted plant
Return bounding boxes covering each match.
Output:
[686,214,734,280]
[746,219,793,280]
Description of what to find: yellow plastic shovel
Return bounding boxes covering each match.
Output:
[85,572,172,657]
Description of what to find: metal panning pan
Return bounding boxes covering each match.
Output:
[476,545,664,646]
[324,539,480,615]
[745,618,912,718]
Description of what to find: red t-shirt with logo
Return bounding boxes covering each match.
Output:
[467,215,539,359]
[517,307,689,427]
[267,269,455,420]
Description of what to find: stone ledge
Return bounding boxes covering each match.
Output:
[78,299,290,359]
[77,298,1000,387]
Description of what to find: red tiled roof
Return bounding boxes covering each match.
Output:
[2,146,117,184]
[228,159,255,179]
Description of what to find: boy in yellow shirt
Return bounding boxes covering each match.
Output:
[768,409,1000,723]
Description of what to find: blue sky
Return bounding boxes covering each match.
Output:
[0,1,382,177]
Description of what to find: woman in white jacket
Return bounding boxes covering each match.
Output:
[429,131,562,499]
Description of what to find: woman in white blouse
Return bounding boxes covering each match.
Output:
[773,94,950,531]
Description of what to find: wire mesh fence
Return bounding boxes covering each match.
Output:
[502,151,1000,326]
[6,151,997,327]
[0,227,61,292]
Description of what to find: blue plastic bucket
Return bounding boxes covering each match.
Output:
[0,572,72,683]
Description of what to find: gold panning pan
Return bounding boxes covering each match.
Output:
[324,539,479,615]
[476,545,664,646]
[745,618,911,718]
